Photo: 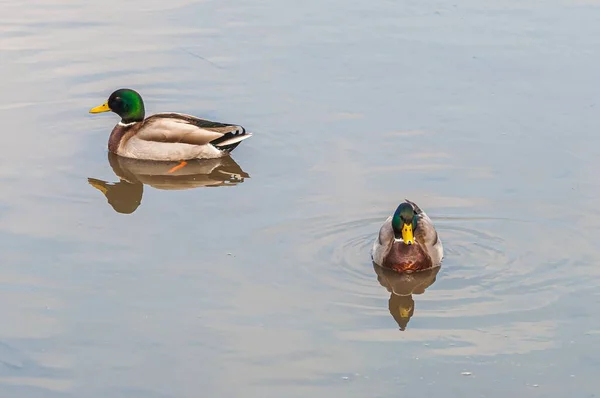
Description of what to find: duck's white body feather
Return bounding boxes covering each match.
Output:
[110,112,252,161]
[120,135,226,160]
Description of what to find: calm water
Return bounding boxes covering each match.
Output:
[1,0,600,396]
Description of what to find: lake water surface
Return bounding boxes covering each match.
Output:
[1,0,600,396]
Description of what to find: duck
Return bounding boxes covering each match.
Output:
[89,88,252,161]
[371,199,443,273]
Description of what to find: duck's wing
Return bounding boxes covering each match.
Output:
[372,215,394,265]
[136,113,252,148]
[377,215,394,244]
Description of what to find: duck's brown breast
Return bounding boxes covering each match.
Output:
[382,242,433,273]
[108,124,139,154]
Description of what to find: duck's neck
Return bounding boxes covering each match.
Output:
[118,120,139,127]
[119,100,145,124]
[120,111,144,125]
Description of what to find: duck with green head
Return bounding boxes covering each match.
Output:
[89,88,252,161]
[371,199,443,273]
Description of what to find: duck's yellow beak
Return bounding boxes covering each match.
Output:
[89,102,111,113]
[402,223,414,245]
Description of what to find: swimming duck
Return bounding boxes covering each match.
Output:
[371,199,443,273]
[89,88,252,161]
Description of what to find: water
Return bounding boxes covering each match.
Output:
[1,0,600,396]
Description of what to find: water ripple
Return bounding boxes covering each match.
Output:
[285,207,577,355]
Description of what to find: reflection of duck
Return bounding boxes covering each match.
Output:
[88,152,250,214]
[89,88,252,161]
[373,263,440,331]
[371,199,443,273]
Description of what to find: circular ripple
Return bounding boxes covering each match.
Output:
[256,202,591,345]
[297,214,385,300]
[292,210,579,331]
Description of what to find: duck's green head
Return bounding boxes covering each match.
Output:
[391,202,417,245]
[89,88,145,124]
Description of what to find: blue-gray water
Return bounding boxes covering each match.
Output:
[1,0,600,396]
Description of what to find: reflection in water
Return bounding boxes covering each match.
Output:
[88,152,250,214]
[373,263,440,331]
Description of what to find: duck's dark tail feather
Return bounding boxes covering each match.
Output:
[210,128,253,153]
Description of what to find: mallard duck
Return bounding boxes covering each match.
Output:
[371,199,443,273]
[89,88,252,161]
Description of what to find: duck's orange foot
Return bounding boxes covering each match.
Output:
[167,160,188,174]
